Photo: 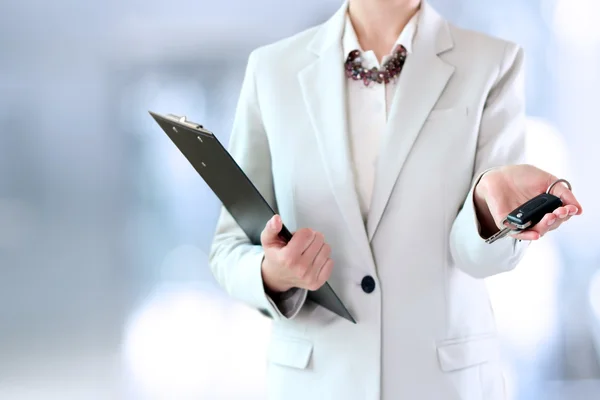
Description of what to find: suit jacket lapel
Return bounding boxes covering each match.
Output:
[367,2,456,240]
[298,2,376,271]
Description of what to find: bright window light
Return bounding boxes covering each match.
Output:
[552,0,600,45]
[590,270,600,319]
[588,270,600,357]
[487,242,560,355]
[122,252,271,399]
[123,285,224,397]
[524,117,571,179]
[486,117,569,354]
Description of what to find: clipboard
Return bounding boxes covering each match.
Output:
[149,111,356,323]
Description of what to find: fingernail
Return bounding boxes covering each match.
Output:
[547,218,556,226]
[569,207,578,215]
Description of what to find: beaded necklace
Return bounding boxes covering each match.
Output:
[344,45,408,86]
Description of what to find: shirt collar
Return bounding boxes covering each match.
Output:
[342,10,420,67]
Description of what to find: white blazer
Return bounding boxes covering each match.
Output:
[210,1,530,399]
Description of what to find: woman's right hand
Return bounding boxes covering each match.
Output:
[260,215,334,293]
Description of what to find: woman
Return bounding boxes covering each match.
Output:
[209,0,582,398]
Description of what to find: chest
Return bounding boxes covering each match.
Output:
[259,58,492,228]
[268,100,476,193]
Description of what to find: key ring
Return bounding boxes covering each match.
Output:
[546,178,572,195]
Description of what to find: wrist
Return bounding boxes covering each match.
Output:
[474,175,499,237]
[261,257,292,294]
[473,177,488,210]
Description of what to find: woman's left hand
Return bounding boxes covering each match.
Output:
[474,164,583,241]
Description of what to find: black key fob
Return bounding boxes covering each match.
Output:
[505,193,563,230]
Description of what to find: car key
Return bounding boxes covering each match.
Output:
[485,192,564,244]
[484,178,572,244]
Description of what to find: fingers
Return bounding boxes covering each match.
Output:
[286,228,316,256]
[528,214,559,238]
[299,232,334,290]
[550,184,583,215]
[512,230,539,241]
[314,258,334,289]
[510,207,576,240]
[312,241,332,270]
[543,211,558,229]
[539,206,574,234]
[308,242,332,284]
[301,231,325,259]
[562,205,579,217]
[278,228,334,291]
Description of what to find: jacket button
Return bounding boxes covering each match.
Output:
[361,275,376,293]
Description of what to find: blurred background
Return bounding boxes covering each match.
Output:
[1,0,599,398]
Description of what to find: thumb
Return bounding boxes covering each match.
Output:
[260,214,283,247]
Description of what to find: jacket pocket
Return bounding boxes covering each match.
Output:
[436,334,500,372]
[267,335,314,370]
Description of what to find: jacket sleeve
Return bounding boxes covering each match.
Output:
[208,50,307,319]
[449,43,530,279]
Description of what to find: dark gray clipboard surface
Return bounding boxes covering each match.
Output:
[149,111,355,323]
